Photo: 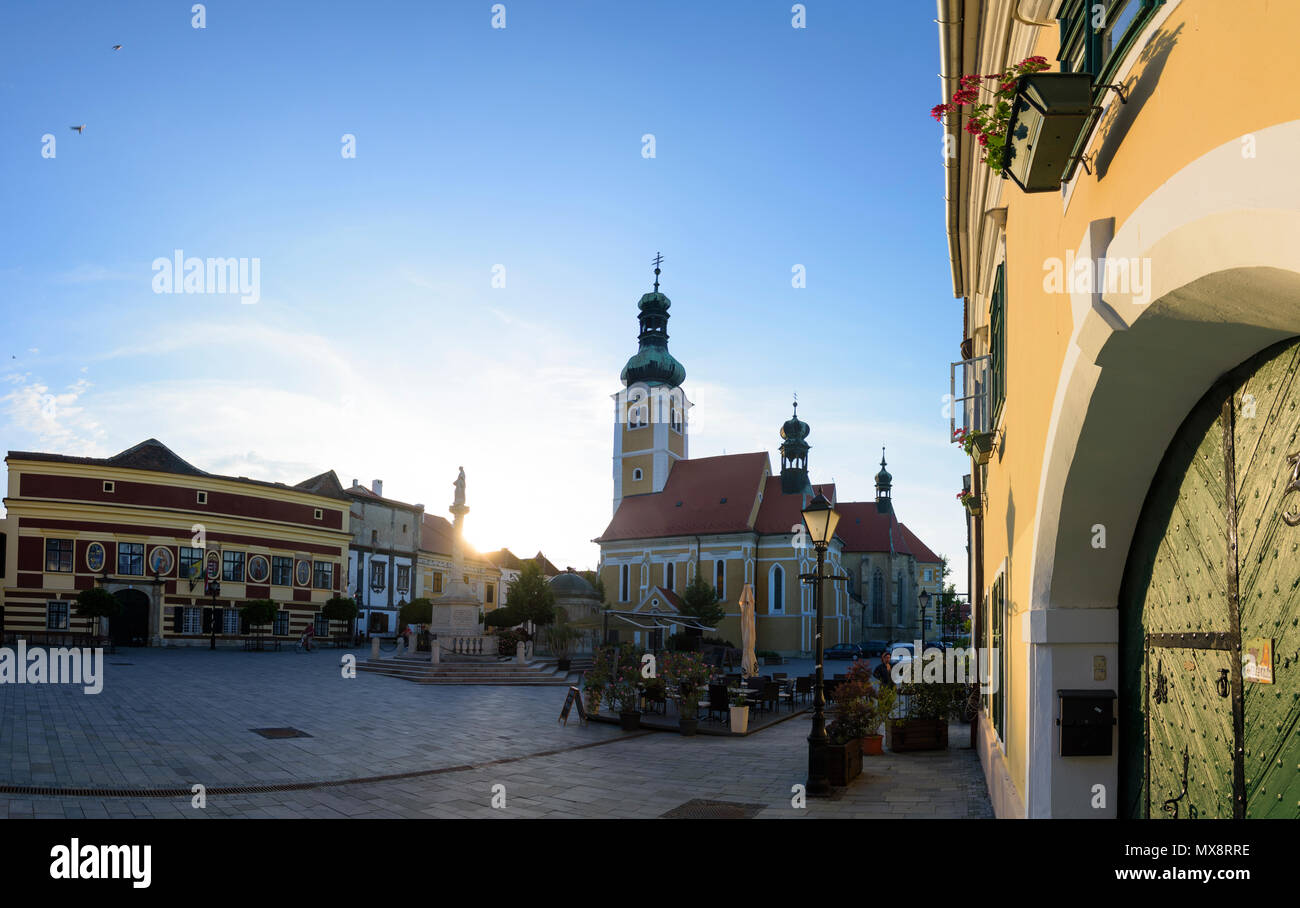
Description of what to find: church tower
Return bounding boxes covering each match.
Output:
[611,256,692,514]
[779,401,812,496]
[875,447,893,513]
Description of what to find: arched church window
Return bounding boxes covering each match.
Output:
[871,569,884,624]
[632,468,643,481]
[770,564,784,613]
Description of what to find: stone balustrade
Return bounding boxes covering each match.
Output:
[439,635,497,657]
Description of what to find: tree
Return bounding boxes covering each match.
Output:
[74,587,120,636]
[484,604,524,628]
[680,571,726,629]
[506,561,556,628]
[240,599,278,642]
[322,596,359,644]
[399,597,432,628]
[581,569,608,605]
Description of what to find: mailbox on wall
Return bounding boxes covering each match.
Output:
[1057,689,1117,756]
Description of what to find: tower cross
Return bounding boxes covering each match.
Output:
[652,252,664,291]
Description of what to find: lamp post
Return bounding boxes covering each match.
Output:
[799,492,841,798]
[918,588,931,649]
[208,579,221,651]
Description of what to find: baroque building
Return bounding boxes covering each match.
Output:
[595,274,943,655]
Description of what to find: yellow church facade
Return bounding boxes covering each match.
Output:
[595,272,943,655]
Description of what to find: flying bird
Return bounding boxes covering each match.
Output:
[70,125,85,134]
[112,44,122,51]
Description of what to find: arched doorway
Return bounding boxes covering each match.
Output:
[1119,336,1300,818]
[111,589,151,647]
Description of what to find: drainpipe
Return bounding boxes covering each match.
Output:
[937,0,966,299]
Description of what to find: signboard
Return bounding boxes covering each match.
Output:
[1242,638,1273,684]
[558,686,587,726]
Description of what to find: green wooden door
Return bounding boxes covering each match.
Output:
[1120,336,1300,819]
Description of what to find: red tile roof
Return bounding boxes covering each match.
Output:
[834,501,905,554]
[753,477,837,534]
[898,523,942,564]
[639,586,685,612]
[531,552,561,576]
[595,452,771,542]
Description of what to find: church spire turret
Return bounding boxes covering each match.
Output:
[875,447,893,512]
[779,399,812,495]
[620,253,686,388]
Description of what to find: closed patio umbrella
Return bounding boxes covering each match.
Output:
[739,583,759,678]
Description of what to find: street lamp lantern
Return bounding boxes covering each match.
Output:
[801,492,840,547]
[799,491,841,798]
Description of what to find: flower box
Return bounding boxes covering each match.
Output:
[886,718,949,752]
[827,738,862,786]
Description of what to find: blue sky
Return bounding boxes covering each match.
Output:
[0,1,970,592]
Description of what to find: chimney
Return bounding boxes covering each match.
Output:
[373,479,383,496]
[351,479,358,487]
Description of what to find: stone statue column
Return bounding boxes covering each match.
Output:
[450,466,469,583]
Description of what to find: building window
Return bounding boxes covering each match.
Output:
[769,564,784,613]
[923,568,933,582]
[45,538,74,573]
[485,583,495,605]
[990,262,1006,424]
[314,508,323,520]
[371,530,378,545]
[222,551,245,582]
[432,571,444,594]
[179,546,204,581]
[664,562,675,591]
[118,542,145,576]
[46,600,70,630]
[271,556,293,586]
[670,402,682,433]
[632,468,643,481]
[871,569,885,624]
[314,561,335,590]
[183,607,203,635]
[370,560,386,592]
[314,612,330,636]
[619,564,630,602]
[397,565,410,593]
[1058,0,1157,82]
[715,559,726,600]
[223,607,240,635]
[196,491,208,504]
[273,610,290,636]
[895,572,906,625]
[102,481,115,493]
[990,573,1007,742]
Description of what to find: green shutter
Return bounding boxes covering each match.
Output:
[990,264,1007,425]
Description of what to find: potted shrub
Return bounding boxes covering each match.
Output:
[547,622,580,672]
[662,650,711,736]
[74,587,121,641]
[862,683,897,755]
[957,489,982,516]
[608,673,642,730]
[826,723,863,786]
[583,647,613,715]
[728,688,751,734]
[888,682,967,752]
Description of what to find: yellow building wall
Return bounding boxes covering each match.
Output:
[668,429,685,457]
[620,454,655,497]
[966,0,1300,807]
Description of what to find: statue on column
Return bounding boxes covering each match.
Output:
[453,467,466,508]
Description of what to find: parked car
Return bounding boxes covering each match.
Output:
[862,639,891,657]
[825,643,867,660]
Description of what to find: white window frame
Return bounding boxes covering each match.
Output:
[183,607,203,635]
[769,563,784,614]
[223,607,240,635]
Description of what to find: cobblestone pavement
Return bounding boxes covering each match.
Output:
[0,648,992,819]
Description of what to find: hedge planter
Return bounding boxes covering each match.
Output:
[860,734,884,756]
[887,718,949,752]
[968,432,994,465]
[585,690,603,716]
[620,710,642,731]
[729,705,750,734]
[679,717,699,737]
[557,658,571,673]
[827,738,862,786]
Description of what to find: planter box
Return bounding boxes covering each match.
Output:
[969,433,994,465]
[887,719,949,752]
[620,710,642,731]
[860,734,884,756]
[679,717,698,737]
[729,705,750,734]
[827,738,862,786]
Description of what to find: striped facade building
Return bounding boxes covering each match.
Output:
[0,439,351,647]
